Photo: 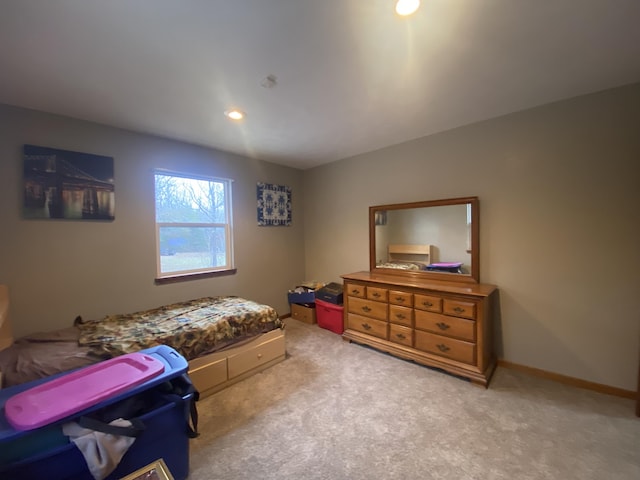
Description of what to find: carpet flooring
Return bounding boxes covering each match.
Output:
[188,318,639,479]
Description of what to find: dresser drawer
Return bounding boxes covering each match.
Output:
[443,299,476,319]
[366,286,388,302]
[414,331,476,365]
[414,293,443,313]
[348,313,388,340]
[389,324,413,347]
[346,283,366,298]
[414,310,476,342]
[389,304,413,327]
[389,290,413,307]
[348,297,388,321]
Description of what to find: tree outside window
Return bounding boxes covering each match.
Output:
[154,171,233,277]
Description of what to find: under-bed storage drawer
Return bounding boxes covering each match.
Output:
[228,333,286,379]
[188,357,228,392]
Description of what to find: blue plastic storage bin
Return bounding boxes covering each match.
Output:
[0,345,194,480]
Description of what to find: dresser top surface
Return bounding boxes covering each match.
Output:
[341,271,497,298]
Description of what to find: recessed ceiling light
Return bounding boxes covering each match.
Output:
[224,109,245,121]
[395,0,420,16]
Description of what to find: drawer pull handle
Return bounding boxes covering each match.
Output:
[372,292,381,298]
[453,307,465,313]
[396,333,406,340]
[352,289,361,295]
[423,301,433,307]
[257,353,263,359]
[395,297,405,302]
[436,322,450,331]
[436,344,450,352]
[362,306,371,312]
[362,323,372,330]
[396,314,406,320]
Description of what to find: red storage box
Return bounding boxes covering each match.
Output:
[315,299,344,334]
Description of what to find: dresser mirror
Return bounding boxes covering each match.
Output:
[369,196,479,283]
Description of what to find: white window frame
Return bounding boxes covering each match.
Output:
[154,169,234,281]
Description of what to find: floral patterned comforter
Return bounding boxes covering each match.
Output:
[75,296,282,361]
[377,261,426,270]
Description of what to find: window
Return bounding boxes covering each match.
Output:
[154,171,233,279]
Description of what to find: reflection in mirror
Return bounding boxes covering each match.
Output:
[369,197,479,283]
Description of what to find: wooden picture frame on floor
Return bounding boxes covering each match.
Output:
[119,458,174,480]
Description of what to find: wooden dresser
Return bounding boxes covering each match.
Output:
[341,271,498,386]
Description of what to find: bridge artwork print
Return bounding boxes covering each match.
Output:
[23,145,115,220]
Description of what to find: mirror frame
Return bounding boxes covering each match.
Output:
[369,196,480,284]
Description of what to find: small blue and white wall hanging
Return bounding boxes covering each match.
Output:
[257,182,291,226]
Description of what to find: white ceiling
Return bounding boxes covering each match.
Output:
[1,1,640,170]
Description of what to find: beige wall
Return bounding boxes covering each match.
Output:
[0,104,305,338]
[302,83,640,391]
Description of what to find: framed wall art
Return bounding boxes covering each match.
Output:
[257,182,291,226]
[23,144,115,220]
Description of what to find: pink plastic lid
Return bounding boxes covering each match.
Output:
[4,352,165,431]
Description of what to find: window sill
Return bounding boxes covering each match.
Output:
[155,268,237,285]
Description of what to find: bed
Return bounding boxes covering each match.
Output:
[0,288,285,399]
[376,244,433,270]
